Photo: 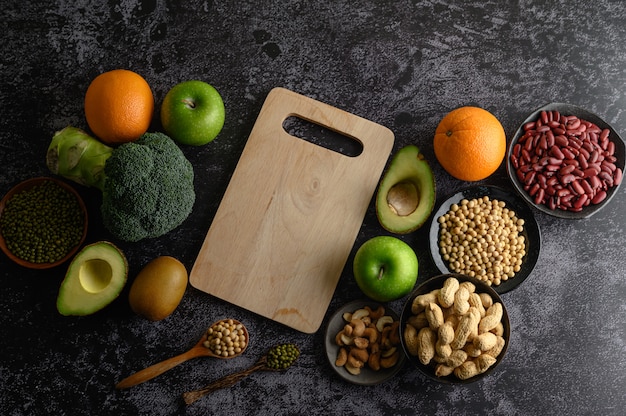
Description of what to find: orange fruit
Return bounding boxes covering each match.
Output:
[84,69,154,145]
[433,106,506,181]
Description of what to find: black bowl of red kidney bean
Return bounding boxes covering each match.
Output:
[507,103,624,219]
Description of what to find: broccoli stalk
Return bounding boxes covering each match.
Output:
[47,126,196,242]
[47,126,112,190]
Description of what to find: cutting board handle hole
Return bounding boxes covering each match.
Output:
[282,116,363,157]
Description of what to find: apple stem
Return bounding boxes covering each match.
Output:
[182,98,196,109]
[378,267,385,281]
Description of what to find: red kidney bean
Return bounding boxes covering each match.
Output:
[528,183,540,197]
[591,190,607,204]
[546,131,555,147]
[562,148,577,160]
[571,180,585,195]
[580,179,594,195]
[554,136,568,147]
[559,164,576,175]
[567,117,581,129]
[600,128,610,140]
[583,167,600,178]
[534,188,545,205]
[589,175,602,189]
[574,194,588,209]
[601,162,615,174]
[550,145,565,159]
[556,188,570,197]
[607,141,615,156]
[598,171,613,182]
[548,197,557,210]
[615,168,623,186]
[512,112,623,212]
[523,121,535,131]
[578,147,590,159]
[560,173,576,185]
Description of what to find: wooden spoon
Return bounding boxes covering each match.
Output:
[182,343,299,405]
[115,319,248,390]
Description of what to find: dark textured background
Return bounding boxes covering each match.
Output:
[2,1,626,415]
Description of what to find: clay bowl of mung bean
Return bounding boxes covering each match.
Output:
[0,177,88,269]
[507,103,625,219]
[400,273,511,384]
[428,185,541,294]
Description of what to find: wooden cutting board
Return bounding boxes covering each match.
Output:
[190,87,394,333]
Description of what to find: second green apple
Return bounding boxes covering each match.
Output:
[353,236,418,302]
[160,80,225,146]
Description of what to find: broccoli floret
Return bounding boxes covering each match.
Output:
[101,132,195,241]
[47,127,195,242]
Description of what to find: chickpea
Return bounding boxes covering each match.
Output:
[437,197,526,286]
[203,319,248,357]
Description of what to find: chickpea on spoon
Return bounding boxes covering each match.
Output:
[115,319,248,389]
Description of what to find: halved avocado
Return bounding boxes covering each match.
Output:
[375,145,436,234]
[56,241,128,316]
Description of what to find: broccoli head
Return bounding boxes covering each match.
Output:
[47,127,195,242]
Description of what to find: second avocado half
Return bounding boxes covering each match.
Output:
[375,145,436,234]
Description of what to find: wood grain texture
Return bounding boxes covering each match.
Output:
[190,87,394,333]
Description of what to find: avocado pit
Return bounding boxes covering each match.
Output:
[387,181,420,217]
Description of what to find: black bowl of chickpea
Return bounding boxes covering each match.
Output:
[428,185,541,294]
[507,103,625,219]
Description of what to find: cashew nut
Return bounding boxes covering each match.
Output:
[380,350,400,368]
[351,308,370,321]
[350,319,366,337]
[335,347,348,366]
[375,315,394,332]
[388,321,400,345]
[345,362,361,375]
[365,305,385,320]
[353,337,369,350]
[368,351,381,371]
[362,327,379,344]
[347,347,369,368]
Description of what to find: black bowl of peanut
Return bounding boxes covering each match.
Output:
[429,185,541,294]
[507,103,625,219]
[400,274,510,384]
[324,300,405,385]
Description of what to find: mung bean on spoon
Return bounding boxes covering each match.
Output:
[182,343,300,405]
[115,319,248,390]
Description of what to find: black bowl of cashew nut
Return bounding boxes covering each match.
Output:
[324,300,405,386]
[400,274,510,384]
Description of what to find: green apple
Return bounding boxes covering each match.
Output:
[353,236,418,302]
[160,80,225,146]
